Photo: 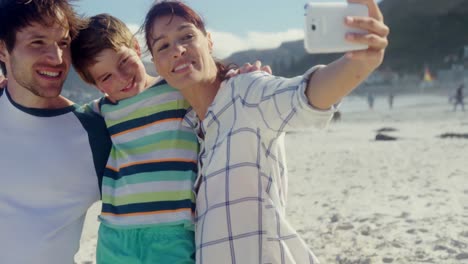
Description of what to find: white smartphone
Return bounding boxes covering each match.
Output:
[304,2,369,54]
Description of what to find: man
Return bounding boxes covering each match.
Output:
[0,1,111,263]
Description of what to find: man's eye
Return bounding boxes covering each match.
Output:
[31,40,44,46]
[59,41,70,48]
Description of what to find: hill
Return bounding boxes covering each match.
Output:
[224,0,468,76]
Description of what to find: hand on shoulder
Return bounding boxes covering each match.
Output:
[0,76,7,89]
[226,60,273,78]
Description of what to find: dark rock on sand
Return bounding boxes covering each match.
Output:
[336,223,355,230]
[376,133,398,141]
[382,257,394,263]
[437,133,468,139]
[455,252,468,260]
[331,214,340,223]
[336,255,371,264]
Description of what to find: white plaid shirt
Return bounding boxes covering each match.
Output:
[184,67,334,264]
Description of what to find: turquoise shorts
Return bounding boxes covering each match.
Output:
[96,223,195,264]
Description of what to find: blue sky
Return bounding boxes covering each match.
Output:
[74,0,327,59]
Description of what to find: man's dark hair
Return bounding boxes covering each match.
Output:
[0,0,84,74]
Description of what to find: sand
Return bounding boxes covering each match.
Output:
[75,94,468,264]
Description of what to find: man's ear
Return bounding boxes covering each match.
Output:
[133,39,142,57]
[0,41,7,62]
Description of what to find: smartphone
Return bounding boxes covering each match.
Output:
[304,2,369,54]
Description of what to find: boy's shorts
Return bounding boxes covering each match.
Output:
[96,223,195,264]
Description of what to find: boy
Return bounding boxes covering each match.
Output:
[71,14,198,263]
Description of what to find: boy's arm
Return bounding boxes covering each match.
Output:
[306,0,389,110]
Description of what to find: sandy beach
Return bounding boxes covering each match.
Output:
[75,94,468,264]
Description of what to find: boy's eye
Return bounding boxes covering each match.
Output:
[102,74,111,82]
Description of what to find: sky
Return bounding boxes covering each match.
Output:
[75,0,329,59]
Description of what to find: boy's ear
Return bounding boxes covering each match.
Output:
[133,39,142,57]
[206,32,214,54]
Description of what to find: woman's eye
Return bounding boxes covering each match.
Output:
[157,44,169,52]
[182,34,194,41]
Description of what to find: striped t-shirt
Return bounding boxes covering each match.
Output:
[92,80,198,229]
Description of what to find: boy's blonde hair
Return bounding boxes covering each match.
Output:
[71,13,135,84]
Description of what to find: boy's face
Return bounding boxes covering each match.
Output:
[88,45,147,102]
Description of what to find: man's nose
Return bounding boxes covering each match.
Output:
[44,43,63,65]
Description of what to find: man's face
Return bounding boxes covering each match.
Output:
[0,20,71,99]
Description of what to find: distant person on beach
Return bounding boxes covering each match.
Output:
[0,1,112,263]
[388,92,394,109]
[143,0,389,262]
[367,92,375,109]
[453,83,465,111]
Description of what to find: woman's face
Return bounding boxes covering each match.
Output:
[149,15,217,90]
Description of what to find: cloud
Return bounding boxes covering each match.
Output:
[209,28,304,59]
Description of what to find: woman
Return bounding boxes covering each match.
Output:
[143,1,388,263]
